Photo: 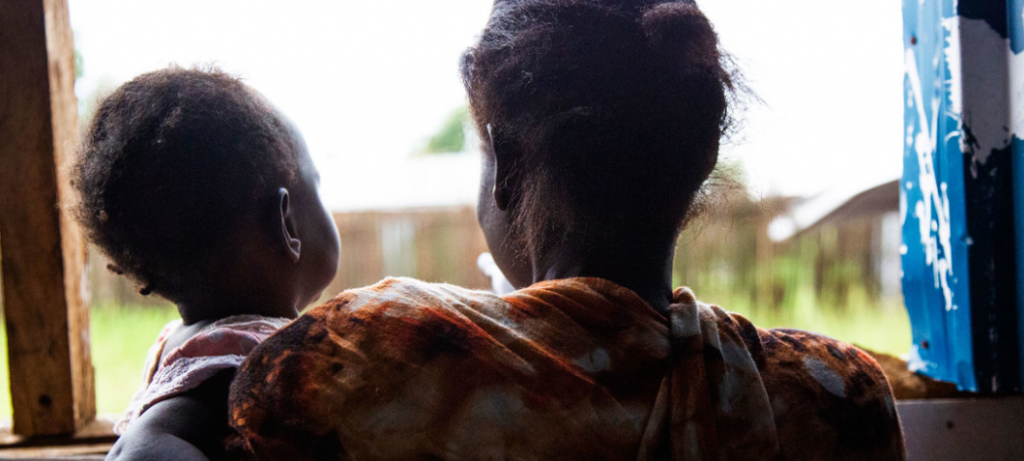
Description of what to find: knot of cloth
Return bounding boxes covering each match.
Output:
[636,287,781,461]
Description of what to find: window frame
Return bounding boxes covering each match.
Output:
[0,0,101,441]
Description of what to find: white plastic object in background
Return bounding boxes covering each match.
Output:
[477,252,515,295]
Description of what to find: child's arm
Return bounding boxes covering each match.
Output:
[106,370,235,461]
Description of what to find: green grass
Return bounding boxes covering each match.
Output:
[725,288,912,356]
[89,303,180,416]
[0,294,910,419]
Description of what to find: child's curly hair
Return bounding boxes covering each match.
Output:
[461,0,736,256]
[73,67,298,302]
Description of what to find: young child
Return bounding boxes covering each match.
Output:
[73,67,340,461]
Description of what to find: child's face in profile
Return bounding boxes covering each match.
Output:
[284,124,341,307]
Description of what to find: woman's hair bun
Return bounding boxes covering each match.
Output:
[641,2,720,68]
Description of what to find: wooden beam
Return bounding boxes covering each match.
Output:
[0,0,95,436]
[0,417,116,449]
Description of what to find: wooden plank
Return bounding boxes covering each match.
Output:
[0,417,116,450]
[897,398,1024,461]
[0,449,108,460]
[0,0,94,436]
[44,0,94,433]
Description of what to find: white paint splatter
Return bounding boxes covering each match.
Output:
[942,17,963,117]
[907,344,927,373]
[906,47,957,311]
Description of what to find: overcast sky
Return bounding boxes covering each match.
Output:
[69,0,904,203]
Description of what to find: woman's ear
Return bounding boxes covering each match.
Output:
[487,123,519,211]
[277,188,302,262]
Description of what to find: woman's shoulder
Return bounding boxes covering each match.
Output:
[318,276,497,317]
[716,312,904,460]
[242,277,507,376]
[698,306,894,406]
[754,326,896,418]
[694,305,895,404]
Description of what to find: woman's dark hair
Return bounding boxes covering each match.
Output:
[462,0,735,255]
[72,67,298,302]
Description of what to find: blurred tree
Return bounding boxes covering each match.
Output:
[423,106,470,154]
[74,48,83,80]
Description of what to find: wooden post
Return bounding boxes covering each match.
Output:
[0,0,95,436]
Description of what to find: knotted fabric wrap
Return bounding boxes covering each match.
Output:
[636,287,779,461]
[230,278,902,461]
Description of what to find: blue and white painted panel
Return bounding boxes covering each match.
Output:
[902,0,1024,393]
[1012,0,1024,393]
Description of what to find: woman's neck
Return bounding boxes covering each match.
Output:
[532,239,677,314]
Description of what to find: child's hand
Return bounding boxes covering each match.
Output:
[106,370,235,461]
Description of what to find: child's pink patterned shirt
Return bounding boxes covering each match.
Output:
[115,315,292,434]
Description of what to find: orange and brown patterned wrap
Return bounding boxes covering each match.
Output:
[229,277,904,461]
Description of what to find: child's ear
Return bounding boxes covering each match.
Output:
[277,188,302,262]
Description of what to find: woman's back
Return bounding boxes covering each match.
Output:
[229,0,904,458]
[230,277,902,460]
